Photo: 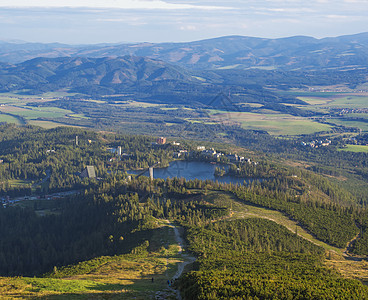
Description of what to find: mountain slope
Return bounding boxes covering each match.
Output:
[0,56,196,95]
[1,33,368,70]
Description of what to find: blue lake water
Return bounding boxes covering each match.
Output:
[128,161,258,185]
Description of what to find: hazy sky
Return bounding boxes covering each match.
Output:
[0,0,367,44]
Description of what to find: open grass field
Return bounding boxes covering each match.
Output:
[339,145,368,153]
[210,111,332,135]
[28,120,85,129]
[295,93,368,108]
[296,95,368,111]
[279,91,368,133]
[0,93,87,128]
[8,179,33,187]
[329,118,368,132]
[0,105,74,120]
[0,114,22,124]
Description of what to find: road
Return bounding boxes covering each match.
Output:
[3,189,82,207]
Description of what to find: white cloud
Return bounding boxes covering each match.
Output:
[326,14,348,19]
[0,0,231,10]
[266,8,315,13]
[179,25,197,31]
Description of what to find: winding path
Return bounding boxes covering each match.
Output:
[161,221,196,300]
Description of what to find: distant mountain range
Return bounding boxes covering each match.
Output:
[0,56,196,95]
[1,33,368,70]
[0,55,310,112]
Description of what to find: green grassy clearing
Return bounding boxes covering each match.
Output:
[28,120,85,129]
[68,113,89,119]
[119,101,161,108]
[216,64,242,70]
[339,145,368,153]
[40,91,79,98]
[160,107,179,111]
[298,97,331,105]
[328,118,368,132]
[297,94,368,108]
[8,179,33,187]
[0,105,75,121]
[84,99,107,104]
[280,91,342,97]
[210,111,331,135]
[0,114,22,124]
[239,103,264,108]
[324,96,368,108]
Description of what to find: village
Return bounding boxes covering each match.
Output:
[109,136,254,165]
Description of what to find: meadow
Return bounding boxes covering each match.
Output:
[210,111,332,135]
[339,144,368,153]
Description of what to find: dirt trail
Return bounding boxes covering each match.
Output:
[169,223,196,281]
[156,221,196,300]
[343,230,362,259]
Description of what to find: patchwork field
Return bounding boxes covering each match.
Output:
[0,93,90,128]
[1,90,367,135]
[210,111,332,135]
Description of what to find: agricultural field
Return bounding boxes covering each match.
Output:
[27,120,85,129]
[339,145,368,153]
[0,93,89,128]
[278,91,368,133]
[0,114,22,124]
[327,118,368,132]
[209,111,332,135]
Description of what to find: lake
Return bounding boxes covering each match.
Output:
[128,160,259,185]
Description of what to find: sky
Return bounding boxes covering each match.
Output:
[0,0,367,44]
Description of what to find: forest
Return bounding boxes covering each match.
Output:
[178,218,368,299]
[0,124,367,298]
